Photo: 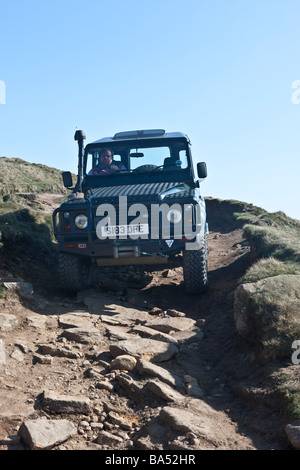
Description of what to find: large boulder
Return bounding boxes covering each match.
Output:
[234,275,300,358]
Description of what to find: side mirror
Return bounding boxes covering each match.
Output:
[197,162,207,179]
[62,171,73,188]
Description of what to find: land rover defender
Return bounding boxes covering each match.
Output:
[53,129,208,294]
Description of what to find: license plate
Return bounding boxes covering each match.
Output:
[101,223,149,237]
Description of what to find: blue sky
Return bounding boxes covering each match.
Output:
[1,0,300,220]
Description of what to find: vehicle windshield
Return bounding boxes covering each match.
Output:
[85,140,189,176]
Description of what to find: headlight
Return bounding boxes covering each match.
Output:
[75,214,88,229]
[167,209,182,224]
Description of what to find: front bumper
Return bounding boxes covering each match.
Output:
[55,236,187,258]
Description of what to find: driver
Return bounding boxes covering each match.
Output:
[89,149,126,175]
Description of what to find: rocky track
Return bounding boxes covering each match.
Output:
[0,195,291,450]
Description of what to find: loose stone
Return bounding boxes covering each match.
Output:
[19,418,76,450]
[110,354,137,371]
[285,420,300,450]
[42,391,91,414]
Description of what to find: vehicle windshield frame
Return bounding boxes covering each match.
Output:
[82,137,194,189]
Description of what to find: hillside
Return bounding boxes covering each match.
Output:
[1,157,300,451]
[0,157,71,195]
[0,156,74,257]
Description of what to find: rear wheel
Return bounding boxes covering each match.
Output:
[58,253,92,292]
[183,236,209,294]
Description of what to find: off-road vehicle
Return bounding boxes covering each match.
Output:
[53,129,208,294]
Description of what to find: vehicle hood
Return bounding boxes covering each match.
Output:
[89,181,194,204]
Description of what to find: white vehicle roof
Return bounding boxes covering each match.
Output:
[91,129,190,145]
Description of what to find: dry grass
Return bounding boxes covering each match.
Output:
[244,224,300,264]
[0,156,70,194]
[271,367,300,419]
[243,257,300,283]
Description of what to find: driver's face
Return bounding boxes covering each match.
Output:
[100,150,113,167]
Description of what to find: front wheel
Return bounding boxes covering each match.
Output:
[58,253,92,292]
[183,237,209,294]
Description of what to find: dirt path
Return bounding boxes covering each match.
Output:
[0,194,290,450]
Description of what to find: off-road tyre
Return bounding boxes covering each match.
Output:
[183,236,209,294]
[58,253,92,292]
